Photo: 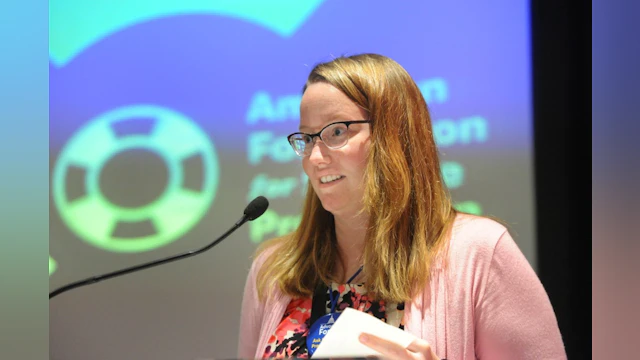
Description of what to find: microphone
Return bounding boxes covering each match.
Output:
[49,196,269,299]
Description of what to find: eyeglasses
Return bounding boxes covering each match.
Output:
[287,120,372,157]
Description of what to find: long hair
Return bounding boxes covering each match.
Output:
[256,53,457,303]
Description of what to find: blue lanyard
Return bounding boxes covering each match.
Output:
[329,266,363,313]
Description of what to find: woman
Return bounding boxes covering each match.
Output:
[238,53,566,359]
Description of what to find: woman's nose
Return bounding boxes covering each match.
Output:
[308,137,330,163]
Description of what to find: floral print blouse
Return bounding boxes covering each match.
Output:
[263,282,405,359]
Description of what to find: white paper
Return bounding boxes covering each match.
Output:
[311,307,417,358]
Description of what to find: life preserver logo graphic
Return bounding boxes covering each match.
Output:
[52,104,219,252]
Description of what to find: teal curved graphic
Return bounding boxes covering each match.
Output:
[52,105,220,253]
[49,256,57,275]
[455,201,482,215]
[50,0,326,66]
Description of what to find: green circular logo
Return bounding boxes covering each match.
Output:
[53,104,219,252]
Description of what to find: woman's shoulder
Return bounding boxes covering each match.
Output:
[447,212,512,261]
[249,236,289,272]
[451,213,509,241]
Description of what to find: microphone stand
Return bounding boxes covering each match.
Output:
[49,212,252,299]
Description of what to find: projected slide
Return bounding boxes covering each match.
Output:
[50,1,534,359]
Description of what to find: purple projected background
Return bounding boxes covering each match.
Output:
[49,1,534,359]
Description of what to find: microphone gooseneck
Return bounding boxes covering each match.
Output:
[49,196,270,300]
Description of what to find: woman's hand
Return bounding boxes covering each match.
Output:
[358,333,440,360]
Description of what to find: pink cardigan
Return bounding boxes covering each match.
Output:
[238,214,566,359]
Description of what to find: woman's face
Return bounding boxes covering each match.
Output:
[299,82,371,219]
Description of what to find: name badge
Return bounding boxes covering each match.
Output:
[306,312,340,356]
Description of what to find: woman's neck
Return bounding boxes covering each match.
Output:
[333,212,368,282]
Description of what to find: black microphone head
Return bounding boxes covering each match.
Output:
[244,196,269,221]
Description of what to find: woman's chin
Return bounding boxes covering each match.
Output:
[319,200,355,219]
[318,198,342,215]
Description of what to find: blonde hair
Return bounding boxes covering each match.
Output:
[256,54,457,303]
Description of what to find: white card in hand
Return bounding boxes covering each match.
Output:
[311,307,417,358]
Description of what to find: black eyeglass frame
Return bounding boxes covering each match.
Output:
[286,120,372,156]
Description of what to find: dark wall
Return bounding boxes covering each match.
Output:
[531,0,591,358]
